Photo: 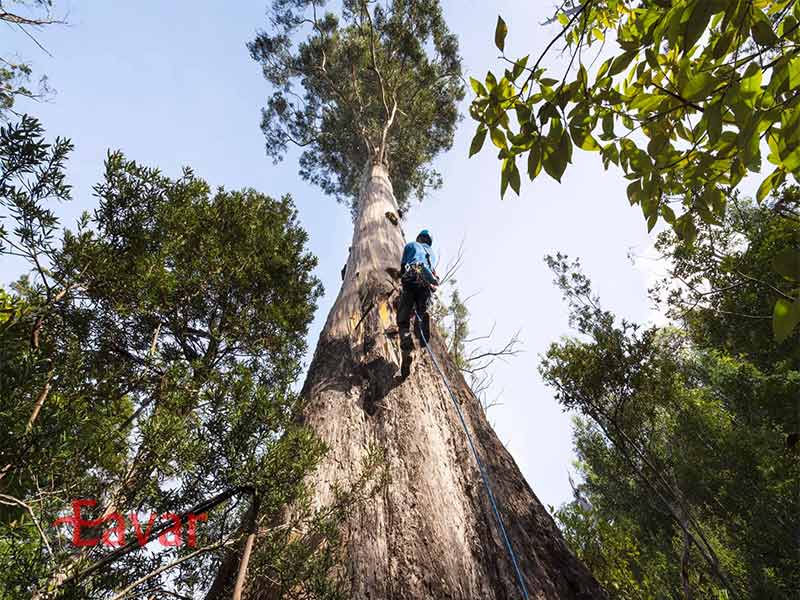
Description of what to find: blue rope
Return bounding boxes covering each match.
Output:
[413,309,530,600]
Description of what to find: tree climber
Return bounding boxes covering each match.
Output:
[397,229,439,378]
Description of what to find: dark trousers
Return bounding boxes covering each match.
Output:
[397,278,431,348]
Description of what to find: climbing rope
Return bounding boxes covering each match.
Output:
[413,309,530,600]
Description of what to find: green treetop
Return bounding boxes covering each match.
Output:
[250,0,464,212]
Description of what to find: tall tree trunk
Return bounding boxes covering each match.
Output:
[256,160,606,599]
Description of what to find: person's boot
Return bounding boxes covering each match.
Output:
[400,352,412,379]
[399,329,413,378]
[400,328,413,353]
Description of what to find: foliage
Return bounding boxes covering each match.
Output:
[470,0,800,337]
[653,190,800,364]
[555,500,668,599]
[0,117,364,599]
[249,0,463,212]
[432,284,470,369]
[543,236,799,598]
[0,1,60,118]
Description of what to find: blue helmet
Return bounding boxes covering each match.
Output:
[417,229,433,246]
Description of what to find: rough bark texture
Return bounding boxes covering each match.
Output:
[276,162,606,599]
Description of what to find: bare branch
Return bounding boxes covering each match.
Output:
[438,239,465,286]
[110,539,233,600]
[0,10,65,27]
[0,493,54,557]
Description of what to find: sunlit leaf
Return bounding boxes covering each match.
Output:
[773,297,800,342]
[495,15,508,52]
[469,126,487,157]
[772,249,800,281]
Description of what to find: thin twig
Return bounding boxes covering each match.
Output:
[0,493,54,557]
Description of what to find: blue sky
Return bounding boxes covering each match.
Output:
[2,1,666,510]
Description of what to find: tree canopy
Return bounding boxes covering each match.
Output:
[0,117,371,598]
[541,195,799,599]
[470,0,800,339]
[250,0,464,212]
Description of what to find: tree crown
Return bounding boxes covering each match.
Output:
[250,0,464,212]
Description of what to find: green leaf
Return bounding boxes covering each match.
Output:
[782,141,800,172]
[509,159,521,195]
[490,127,507,150]
[772,248,800,281]
[627,179,644,206]
[470,77,488,97]
[542,133,569,182]
[486,71,498,92]
[495,15,508,52]
[500,158,510,198]
[739,63,763,107]
[756,168,784,203]
[645,49,659,70]
[773,297,800,342]
[684,0,714,52]
[660,203,677,224]
[596,58,612,82]
[683,73,715,101]
[739,121,762,172]
[601,143,619,169]
[570,127,601,151]
[609,51,637,76]
[512,55,529,80]
[675,214,698,244]
[469,126,487,157]
[514,102,532,125]
[779,13,796,37]
[601,113,614,138]
[752,11,779,46]
[706,102,722,145]
[630,93,666,112]
[527,143,542,179]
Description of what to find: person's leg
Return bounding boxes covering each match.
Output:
[415,287,432,343]
[396,284,414,352]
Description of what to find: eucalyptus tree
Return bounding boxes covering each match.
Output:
[242,1,606,598]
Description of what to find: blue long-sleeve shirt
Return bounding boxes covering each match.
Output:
[400,241,438,285]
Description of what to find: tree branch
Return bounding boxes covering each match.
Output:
[0,493,54,558]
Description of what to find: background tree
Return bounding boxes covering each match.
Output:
[469,0,800,339]
[0,118,355,599]
[540,196,799,599]
[246,0,606,597]
[0,0,63,117]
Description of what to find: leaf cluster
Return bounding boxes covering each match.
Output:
[471,1,800,236]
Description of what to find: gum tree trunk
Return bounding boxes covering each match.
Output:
[276,161,606,599]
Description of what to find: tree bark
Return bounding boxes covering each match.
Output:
[252,160,606,599]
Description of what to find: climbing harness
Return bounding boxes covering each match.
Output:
[412,309,530,600]
[402,256,437,288]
